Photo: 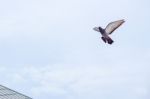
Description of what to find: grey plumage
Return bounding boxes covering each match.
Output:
[93,19,125,44]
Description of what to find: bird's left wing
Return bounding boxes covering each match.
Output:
[93,27,100,32]
[105,19,125,35]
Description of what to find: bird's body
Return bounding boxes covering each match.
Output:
[93,19,125,44]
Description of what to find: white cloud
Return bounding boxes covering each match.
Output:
[0,57,149,99]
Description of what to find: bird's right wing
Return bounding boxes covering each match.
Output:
[105,19,125,35]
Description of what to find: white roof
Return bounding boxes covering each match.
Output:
[0,85,32,99]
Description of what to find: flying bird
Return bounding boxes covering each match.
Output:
[93,19,125,44]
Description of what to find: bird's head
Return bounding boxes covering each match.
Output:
[98,27,104,33]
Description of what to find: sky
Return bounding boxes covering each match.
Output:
[0,0,150,99]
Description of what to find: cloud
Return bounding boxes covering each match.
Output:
[0,56,149,99]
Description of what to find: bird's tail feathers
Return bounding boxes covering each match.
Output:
[101,37,114,44]
[106,37,114,44]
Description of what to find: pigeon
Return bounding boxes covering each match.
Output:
[93,19,125,44]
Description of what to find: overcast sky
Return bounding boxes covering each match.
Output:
[0,0,150,99]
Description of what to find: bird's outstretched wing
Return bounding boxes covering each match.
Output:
[105,19,125,35]
[93,27,100,32]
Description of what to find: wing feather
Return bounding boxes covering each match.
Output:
[105,19,125,34]
[93,27,100,32]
